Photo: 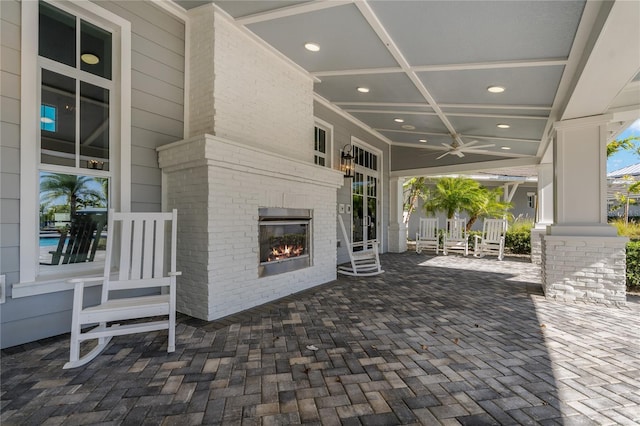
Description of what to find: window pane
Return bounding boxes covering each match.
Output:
[39,2,76,67]
[40,104,56,132]
[317,128,326,153]
[41,70,76,167]
[81,20,112,80]
[80,82,109,170]
[39,172,109,267]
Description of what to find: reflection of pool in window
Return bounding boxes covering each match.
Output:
[40,104,56,132]
[40,236,66,247]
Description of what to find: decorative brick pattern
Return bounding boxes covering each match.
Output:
[2,253,639,426]
[541,235,628,306]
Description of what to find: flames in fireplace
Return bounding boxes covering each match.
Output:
[268,243,305,261]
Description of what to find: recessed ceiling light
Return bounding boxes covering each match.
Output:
[304,42,320,52]
[419,139,427,143]
[501,146,511,150]
[357,87,370,93]
[394,118,404,123]
[497,124,510,129]
[402,125,415,130]
[487,86,505,93]
[40,117,54,124]
[81,53,100,65]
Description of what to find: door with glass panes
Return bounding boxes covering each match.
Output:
[351,145,379,250]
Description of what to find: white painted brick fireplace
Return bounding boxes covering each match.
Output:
[158,135,343,320]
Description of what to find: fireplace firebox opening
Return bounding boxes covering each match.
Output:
[259,208,312,277]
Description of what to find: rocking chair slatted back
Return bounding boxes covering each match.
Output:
[474,218,507,261]
[443,218,469,256]
[416,217,439,254]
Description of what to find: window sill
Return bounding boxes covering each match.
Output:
[13,266,104,298]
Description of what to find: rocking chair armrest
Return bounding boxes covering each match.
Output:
[68,276,105,285]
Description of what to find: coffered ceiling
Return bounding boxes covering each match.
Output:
[174,0,640,176]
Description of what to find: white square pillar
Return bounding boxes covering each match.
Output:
[542,115,627,306]
[388,177,407,253]
[531,162,553,265]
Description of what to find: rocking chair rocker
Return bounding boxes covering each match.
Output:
[337,215,384,277]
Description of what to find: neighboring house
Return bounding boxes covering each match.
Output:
[1,0,638,348]
[607,163,640,219]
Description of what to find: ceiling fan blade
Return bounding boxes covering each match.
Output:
[440,142,451,149]
[436,151,450,160]
[455,151,465,158]
[461,140,479,148]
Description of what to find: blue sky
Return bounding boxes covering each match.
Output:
[607,118,640,173]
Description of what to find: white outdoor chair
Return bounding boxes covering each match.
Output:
[474,218,508,261]
[64,209,181,369]
[442,218,469,256]
[416,217,439,254]
[337,215,384,276]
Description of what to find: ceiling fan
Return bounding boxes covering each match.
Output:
[436,135,495,159]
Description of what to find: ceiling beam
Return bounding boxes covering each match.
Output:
[391,157,540,179]
[354,1,460,142]
[237,0,353,25]
[562,1,640,120]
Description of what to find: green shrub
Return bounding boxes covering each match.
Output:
[626,241,640,292]
[505,229,531,254]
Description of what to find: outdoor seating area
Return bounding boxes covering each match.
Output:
[2,252,639,425]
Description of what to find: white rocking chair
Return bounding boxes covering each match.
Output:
[337,215,384,276]
[442,218,469,256]
[416,217,439,254]
[64,209,181,369]
[474,218,507,261]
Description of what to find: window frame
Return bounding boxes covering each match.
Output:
[313,118,333,168]
[17,0,131,296]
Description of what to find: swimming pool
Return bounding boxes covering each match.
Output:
[40,236,66,247]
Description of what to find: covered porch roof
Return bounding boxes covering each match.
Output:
[175,0,640,177]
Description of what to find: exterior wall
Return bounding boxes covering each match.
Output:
[0,1,185,349]
[100,1,186,212]
[541,235,627,306]
[159,136,343,320]
[1,0,21,312]
[313,101,391,265]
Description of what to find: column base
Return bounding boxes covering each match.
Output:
[530,223,550,265]
[541,234,628,306]
[388,223,408,253]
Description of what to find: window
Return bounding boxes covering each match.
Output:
[18,0,131,291]
[314,119,333,167]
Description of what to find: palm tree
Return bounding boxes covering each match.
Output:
[403,177,429,225]
[40,173,105,216]
[465,186,512,230]
[423,177,485,219]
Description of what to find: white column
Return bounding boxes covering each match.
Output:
[530,162,553,264]
[541,115,627,306]
[537,162,554,226]
[388,177,407,253]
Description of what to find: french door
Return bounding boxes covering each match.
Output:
[351,145,380,249]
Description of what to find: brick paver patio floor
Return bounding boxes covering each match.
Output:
[2,252,640,425]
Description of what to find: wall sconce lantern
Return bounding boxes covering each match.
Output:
[340,144,354,178]
[88,160,104,170]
